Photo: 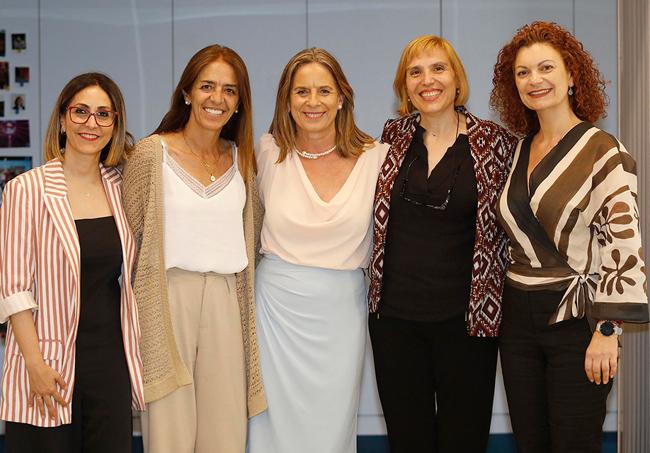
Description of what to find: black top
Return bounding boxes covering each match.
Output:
[380,124,478,322]
[75,216,124,351]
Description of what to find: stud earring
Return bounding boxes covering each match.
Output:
[185,99,191,106]
[235,108,239,114]
[338,104,342,110]
[568,87,574,96]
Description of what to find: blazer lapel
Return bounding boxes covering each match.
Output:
[100,165,134,288]
[43,160,80,282]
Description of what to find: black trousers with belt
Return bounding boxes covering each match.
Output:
[499,284,612,453]
[369,313,498,453]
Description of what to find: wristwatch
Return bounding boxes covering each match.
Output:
[596,320,623,336]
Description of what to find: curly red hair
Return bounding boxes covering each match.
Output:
[490,21,608,136]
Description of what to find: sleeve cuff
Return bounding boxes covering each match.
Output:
[0,291,38,323]
[592,302,650,323]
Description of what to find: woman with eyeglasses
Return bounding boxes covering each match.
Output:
[367,35,517,453]
[0,73,144,452]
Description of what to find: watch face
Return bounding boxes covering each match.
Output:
[600,321,615,336]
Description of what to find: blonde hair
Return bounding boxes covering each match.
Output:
[269,48,374,163]
[394,35,469,116]
[44,72,133,166]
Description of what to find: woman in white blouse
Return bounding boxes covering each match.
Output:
[247,48,388,453]
[123,44,265,453]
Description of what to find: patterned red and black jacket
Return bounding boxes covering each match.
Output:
[368,107,518,337]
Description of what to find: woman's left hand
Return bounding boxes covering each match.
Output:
[584,332,619,385]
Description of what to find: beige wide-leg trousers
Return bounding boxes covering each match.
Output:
[142,268,247,453]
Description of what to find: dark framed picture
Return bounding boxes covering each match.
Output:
[0,100,4,117]
[11,33,26,52]
[0,155,32,190]
[0,62,8,90]
[0,120,30,147]
[0,30,5,57]
[11,94,25,115]
[15,66,29,85]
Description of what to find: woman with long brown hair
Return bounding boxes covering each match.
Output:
[247,48,388,453]
[122,44,265,453]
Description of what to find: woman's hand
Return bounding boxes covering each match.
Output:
[584,331,619,385]
[25,358,67,419]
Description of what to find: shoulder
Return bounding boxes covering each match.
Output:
[587,126,622,151]
[4,166,42,192]
[256,133,281,161]
[464,111,518,163]
[583,126,636,172]
[135,134,163,156]
[467,113,517,143]
[124,135,162,173]
[2,166,45,207]
[362,140,390,163]
[381,114,418,145]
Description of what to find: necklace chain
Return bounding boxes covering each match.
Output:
[182,131,219,182]
[425,112,460,141]
[295,144,337,160]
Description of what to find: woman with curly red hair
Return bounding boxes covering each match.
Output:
[491,21,648,452]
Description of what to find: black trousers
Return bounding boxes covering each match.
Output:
[499,284,612,453]
[5,343,132,453]
[369,313,498,453]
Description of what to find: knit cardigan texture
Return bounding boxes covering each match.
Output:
[122,134,266,417]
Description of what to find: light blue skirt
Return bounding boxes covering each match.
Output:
[247,255,367,453]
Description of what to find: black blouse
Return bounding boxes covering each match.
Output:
[380,124,478,322]
[75,216,123,351]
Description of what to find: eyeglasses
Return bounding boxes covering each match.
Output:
[67,106,117,127]
[400,153,462,210]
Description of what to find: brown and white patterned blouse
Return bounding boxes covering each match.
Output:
[497,122,649,324]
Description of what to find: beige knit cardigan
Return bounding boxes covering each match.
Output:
[122,134,266,417]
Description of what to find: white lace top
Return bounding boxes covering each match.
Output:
[162,138,248,273]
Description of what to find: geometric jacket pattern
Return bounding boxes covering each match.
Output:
[368,106,518,337]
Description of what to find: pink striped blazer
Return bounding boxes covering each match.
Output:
[0,159,145,427]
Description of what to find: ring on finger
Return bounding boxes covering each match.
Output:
[35,395,43,400]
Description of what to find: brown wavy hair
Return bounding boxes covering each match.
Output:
[394,35,469,116]
[44,72,134,166]
[490,21,608,136]
[154,44,255,177]
[269,48,374,163]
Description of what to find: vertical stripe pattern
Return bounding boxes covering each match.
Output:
[0,159,144,427]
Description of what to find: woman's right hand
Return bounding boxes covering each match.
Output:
[25,358,67,419]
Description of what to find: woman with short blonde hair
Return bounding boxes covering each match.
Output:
[368,35,517,453]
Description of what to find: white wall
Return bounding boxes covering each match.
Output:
[0,0,619,436]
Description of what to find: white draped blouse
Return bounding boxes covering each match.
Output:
[257,133,389,270]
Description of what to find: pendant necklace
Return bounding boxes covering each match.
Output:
[182,131,219,182]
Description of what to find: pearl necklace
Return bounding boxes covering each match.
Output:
[295,144,337,160]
